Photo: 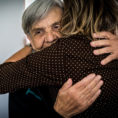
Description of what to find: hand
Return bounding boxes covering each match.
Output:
[54,73,103,118]
[91,31,118,65]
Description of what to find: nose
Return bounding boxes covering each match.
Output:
[45,32,56,43]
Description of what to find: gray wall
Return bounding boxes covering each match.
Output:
[0,0,24,118]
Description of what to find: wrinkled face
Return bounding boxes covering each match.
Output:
[27,7,63,50]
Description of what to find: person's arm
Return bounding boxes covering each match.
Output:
[91,31,118,65]
[3,45,103,117]
[4,42,103,118]
[1,39,104,117]
[0,35,104,93]
[54,74,103,118]
[5,45,32,63]
[0,39,67,93]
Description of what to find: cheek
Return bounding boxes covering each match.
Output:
[32,38,45,49]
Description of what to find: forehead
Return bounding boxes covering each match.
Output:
[31,7,63,31]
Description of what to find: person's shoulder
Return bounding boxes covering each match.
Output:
[57,34,92,49]
[58,34,92,43]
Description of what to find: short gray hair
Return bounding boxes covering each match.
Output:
[22,0,64,34]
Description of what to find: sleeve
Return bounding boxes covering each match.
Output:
[0,35,113,94]
[0,39,68,93]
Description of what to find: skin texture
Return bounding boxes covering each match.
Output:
[27,7,62,50]
[54,74,103,118]
[91,31,118,65]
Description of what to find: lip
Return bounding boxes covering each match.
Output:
[44,39,58,48]
[38,39,58,51]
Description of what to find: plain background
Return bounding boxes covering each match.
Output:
[0,0,24,118]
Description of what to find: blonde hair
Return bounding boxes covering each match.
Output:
[61,0,118,37]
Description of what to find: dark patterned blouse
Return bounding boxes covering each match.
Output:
[0,34,118,118]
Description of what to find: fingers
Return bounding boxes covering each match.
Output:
[77,75,102,105]
[60,78,73,91]
[87,79,103,101]
[87,90,101,107]
[90,40,110,47]
[92,31,114,39]
[93,47,111,55]
[91,32,118,65]
[82,75,102,95]
[70,89,101,117]
[73,73,96,89]
[55,74,103,118]
[101,54,115,65]
[72,75,103,115]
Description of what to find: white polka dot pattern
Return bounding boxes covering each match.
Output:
[0,34,118,117]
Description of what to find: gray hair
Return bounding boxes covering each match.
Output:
[22,0,64,34]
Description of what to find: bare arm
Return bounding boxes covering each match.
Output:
[5,45,32,63]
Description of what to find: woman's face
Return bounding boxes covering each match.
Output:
[27,7,63,50]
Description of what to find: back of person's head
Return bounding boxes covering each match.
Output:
[22,0,64,34]
[61,0,118,37]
